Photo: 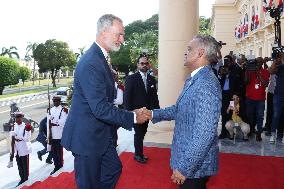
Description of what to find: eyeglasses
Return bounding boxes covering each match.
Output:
[140,62,149,66]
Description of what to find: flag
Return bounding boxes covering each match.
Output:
[255,6,260,29]
[240,20,243,38]
[279,0,283,12]
[238,26,241,39]
[263,0,268,12]
[245,14,249,35]
[270,0,274,7]
[251,6,255,31]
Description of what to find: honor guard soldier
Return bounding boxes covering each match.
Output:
[47,96,68,175]
[8,112,32,186]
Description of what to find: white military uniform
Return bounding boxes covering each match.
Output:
[10,121,32,185]
[10,122,32,156]
[47,105,68,139]
[47,104,68,173]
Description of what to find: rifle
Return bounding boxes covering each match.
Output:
[47,84,52,151]
[9,123,15,161]
[7,123,15,168]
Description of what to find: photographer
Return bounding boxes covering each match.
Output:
[218,55,243,139]
[269,53,284,143]
[245,57,270,141]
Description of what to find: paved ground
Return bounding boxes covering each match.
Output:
[0,94,48,107]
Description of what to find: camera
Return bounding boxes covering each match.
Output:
[271,46,284,59]
[218,41,226,47]
[244,55,257,71]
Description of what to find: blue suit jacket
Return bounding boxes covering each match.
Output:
[61,42,134,156]
[152,66,222,178]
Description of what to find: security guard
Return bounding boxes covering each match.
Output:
[47,96,68,175]
[9,112,32,186]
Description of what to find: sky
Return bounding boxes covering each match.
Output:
[0,0,216,58]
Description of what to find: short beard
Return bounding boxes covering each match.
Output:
[111,45,120,52]
[105,39,121,52]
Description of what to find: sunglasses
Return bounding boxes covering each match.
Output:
[140,62,149,66]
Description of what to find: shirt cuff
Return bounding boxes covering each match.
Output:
[133,112,137,124]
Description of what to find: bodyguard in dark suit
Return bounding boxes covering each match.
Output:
[61,14,148,189]
[124,54,160,163]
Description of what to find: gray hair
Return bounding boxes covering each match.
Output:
[193,34,219,63]
[97,14,123,36]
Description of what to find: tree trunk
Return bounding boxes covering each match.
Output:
[0,86,4,95]
[51,70,58,87]
[32,60,36,85]
[51,75,56,87]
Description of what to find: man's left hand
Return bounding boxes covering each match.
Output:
[171,169,186,185]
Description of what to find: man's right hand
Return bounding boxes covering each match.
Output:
[134,107,152,124]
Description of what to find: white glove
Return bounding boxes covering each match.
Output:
[7,161,13,168]
[10,131,16,137]
[49,115,54,120]
[15,135,23,140]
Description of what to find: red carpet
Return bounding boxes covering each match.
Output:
[22,147,284,189]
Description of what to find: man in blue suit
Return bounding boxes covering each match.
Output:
[61,14,147,189]
[144,35,222,189]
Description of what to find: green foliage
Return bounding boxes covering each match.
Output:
[127,31,158,66]
[0,56,20,94]
[18,66,31,84]
[25,42,39,85]
[0,46,20,59]
[112,14,158,74]
[33,39,76,87]
[75,46,86,61]
[25,42,38,61]
[199,16,211,35]
[110,45,134,75]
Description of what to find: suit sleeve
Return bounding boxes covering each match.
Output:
[151,77,160,109]
[123,76,133,111]
[80,62,134,130]
[174,83,221,177]
[152,105,177,123]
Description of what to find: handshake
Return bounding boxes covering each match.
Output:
[133,107,152,124]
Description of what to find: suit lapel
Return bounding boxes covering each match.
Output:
[93,43,115,98]
[176,76,193,104]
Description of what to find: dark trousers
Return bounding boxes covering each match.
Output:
[51,139,63,169]
[221,91,231,135]
[246,98,265,133]
[73,144,122,189]
[180,177,210,189]
[38,142,52,160]
[111,126,120,147]
[265,92,274,132]
[134,122,149,156]
[271,95,284,133]
[16,154,29,181]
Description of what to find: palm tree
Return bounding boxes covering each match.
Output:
[25,42,38,85]
[0,46,20,59]
[75,46,85,61]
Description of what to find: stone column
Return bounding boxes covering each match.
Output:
[145,0,199,144]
